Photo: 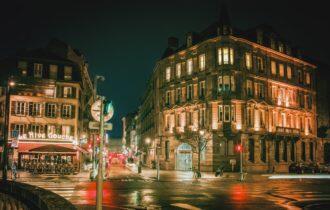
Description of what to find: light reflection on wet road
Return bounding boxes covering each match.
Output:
[20,165,330,210]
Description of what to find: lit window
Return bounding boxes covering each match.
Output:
[279,64,284,77]
[223,48,229,64]
[176,63,181,78]
[47,125,56,135]
[187,59,193,75]
[245,53,252,70]
[278,42,284,53]
[64,66,72,80]
[231,76,235,91]
[247,80,253,97]
[18,61,28,76]
[62,125,72,136]
[14,101,26,116]
[49,65,58,79]
[30,124,42,136]
[257,57,264,72]
[63,87,73,98]
[218,105,223,122]
[165,67,171,81]
[218,76,231,92]
[45,89,55,97]
[271,61,277,75]
[199,54,206,71]
[287,66,292,79]
[34,63,43,78]
[62,104,72,118]
[305,72,311,85]
[218,47,234,65]
[218,48,222,65]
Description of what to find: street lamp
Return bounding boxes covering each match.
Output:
[1,77,15,180]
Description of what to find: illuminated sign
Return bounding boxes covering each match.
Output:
[18,132,74,141]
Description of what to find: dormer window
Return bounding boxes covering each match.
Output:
[176,63,181,78]
[64,66,72,80]
[270,38,276,50]
[18,61,28,76]
[34,63,43,78]
[278,42,284,53]
[187,35,193,47]
[199,54,206,71]
[257,30,263,45]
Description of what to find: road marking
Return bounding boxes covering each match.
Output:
[171,203,201,210]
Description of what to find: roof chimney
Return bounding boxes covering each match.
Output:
[217,2,232,35]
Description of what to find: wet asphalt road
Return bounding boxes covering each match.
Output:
[19,165,330,210]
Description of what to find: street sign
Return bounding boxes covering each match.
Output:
[89,121,113,131]
[11,130,19,148]
[91,99,114,122]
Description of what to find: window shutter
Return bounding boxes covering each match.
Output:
[56,86,63,98]
[29,102,33,116]
[72,87,76,98]
[24,102,28,116]
[11,101,16,115]
[71,105,76,119]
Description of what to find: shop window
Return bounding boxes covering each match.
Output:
[248,139,255,162]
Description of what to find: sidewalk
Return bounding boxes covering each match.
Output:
[125,163,244,181]
[11,170,90,182]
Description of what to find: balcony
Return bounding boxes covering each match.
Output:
[275,126,300,136]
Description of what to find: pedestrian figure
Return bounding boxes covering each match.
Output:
[12,161,18,180]
[215,166,224,177]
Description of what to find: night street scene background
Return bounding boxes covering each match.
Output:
[1,0,330,210]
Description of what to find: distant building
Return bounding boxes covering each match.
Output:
[122,112,139,158]
[0,39,93,169]
[136,4,320,172]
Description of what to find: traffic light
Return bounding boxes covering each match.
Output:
[236,144,242,153]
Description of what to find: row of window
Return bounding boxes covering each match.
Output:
[248,139,314,163]
[18,61,73,80]
[165,47,235,81]
[10,124,74,138]
[247,107,313,134]
[165,81,206,105]
[11,101,76,119]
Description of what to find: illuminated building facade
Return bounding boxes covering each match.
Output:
[138,6,319,172]
[0,39,93,169]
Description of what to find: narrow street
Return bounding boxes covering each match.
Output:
[16,164,330,210]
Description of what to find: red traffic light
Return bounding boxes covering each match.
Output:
[236,144,242,152]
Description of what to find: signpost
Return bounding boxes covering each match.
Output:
[90,97,114,210]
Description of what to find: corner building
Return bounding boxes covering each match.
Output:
[0,39,93,169]
[139,6,318,173]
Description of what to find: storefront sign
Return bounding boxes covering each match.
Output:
[18,132,74,141]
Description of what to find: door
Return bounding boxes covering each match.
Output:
[176,143,192,171]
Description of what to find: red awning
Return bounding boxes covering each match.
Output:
[18,143,78,154]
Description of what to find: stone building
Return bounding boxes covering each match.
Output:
[137,5,319,173]
[0,39,93,169]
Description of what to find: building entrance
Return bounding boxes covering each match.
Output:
[176,143,192,171]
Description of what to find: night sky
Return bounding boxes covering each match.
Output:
[1,0,329,137]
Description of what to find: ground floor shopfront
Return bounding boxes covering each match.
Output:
[144,131,325,173]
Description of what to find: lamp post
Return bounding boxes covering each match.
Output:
[1,78,15,180]
[96,96,105,210]
[92,75,105,179]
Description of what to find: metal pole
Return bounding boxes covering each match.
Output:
[92,76,98,178]
[239,145,243,181]
[156,146,160,181]
[96,97,105,210]
[1,83,11,180]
